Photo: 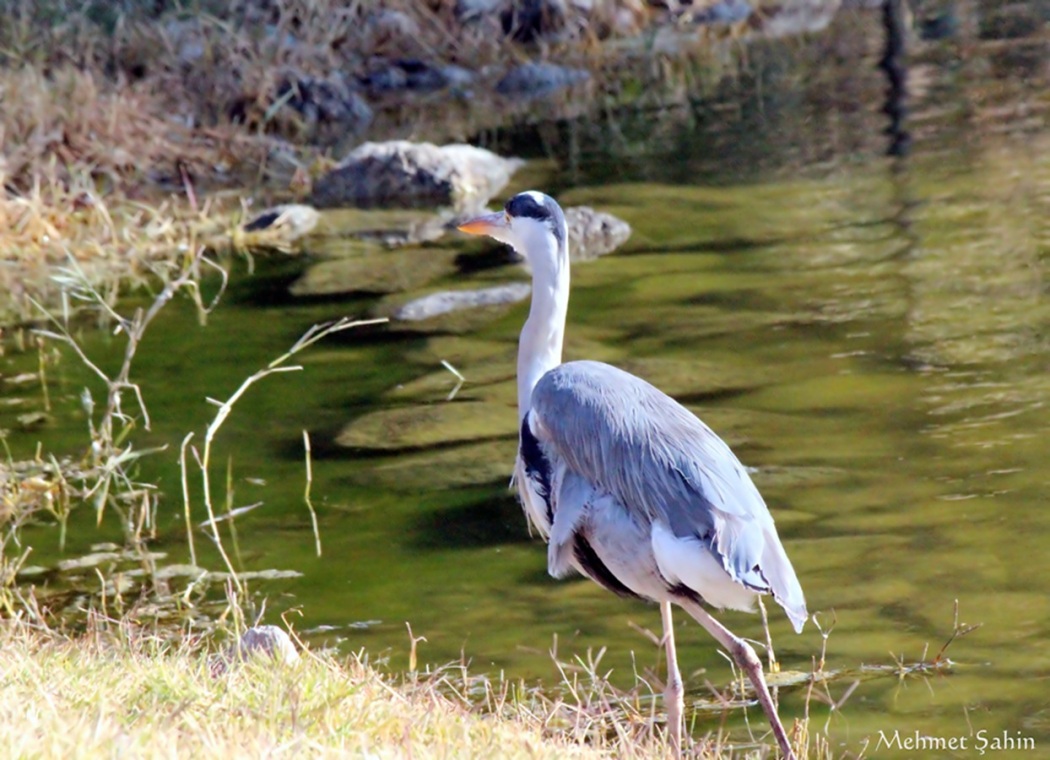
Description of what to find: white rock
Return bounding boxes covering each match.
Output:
[310,141,523,211]
[394,283,532,321]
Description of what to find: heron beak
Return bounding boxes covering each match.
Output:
[456,211,508,236]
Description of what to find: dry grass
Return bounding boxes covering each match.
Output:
[0,175,219,323]
[0,3,325,320]
[0,610,835,759]
[0,3,337,321]
[0,618,610,760]
[0,7,309,196]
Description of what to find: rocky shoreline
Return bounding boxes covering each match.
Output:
[244,137,634,321]
[1,0,857,196]
[6,0,1041,324]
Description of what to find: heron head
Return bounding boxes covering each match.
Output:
[457,191,567,262]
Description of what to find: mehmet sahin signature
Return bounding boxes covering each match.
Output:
[874,729,1036,755]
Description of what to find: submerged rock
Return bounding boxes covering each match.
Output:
[389,358,515,404]
[336,401,511,450]
[310,141,523,210]
[495,62,590,98]
[314,207,453,249]
[352,439,518,490]
[56,552,122,572]
[565,206,632,260]
[290,248,459,297]
[393,282,531,321]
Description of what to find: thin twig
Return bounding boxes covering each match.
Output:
[302,430,322,557]
[179,432,197,567]
[192,318,385,591]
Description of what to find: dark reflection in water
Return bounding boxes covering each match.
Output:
[484,1,1048,189]
[879,0,911,157]
[409,492,527,550]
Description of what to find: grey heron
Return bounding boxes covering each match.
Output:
[458,191,807,759]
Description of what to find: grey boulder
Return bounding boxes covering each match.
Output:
[310,141,523,210]
[565,205,632,260]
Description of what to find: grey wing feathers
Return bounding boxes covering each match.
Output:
[530,360,807,631]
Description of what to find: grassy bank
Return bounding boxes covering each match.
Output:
[3,615,815,759]
[0,620,605,759]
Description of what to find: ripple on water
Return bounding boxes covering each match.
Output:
[290,247,461,297]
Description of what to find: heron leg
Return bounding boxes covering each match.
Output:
[681,602,796,760]
[660,601,684,757]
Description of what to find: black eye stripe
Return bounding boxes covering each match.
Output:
[505,193,550,221]
[503,191,567,248]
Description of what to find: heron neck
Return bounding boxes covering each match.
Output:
[518,248,569,420]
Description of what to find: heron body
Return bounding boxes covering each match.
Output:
[458,191,806,758]
[520,360,806,627]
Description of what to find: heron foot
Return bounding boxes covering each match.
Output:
[728,638,795,760]
[681,602,797,760]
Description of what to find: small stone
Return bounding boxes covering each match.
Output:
[748,0,840,38]
[359,63,408,92]
[439,65,476,91]
[16,411,49,430]
[502,0,570,42]
[393,283,532,321]
[211,625,300,677]
[687,0,753,26]
[273,70,373,135]
[365,8,422,48]
[495,62,590,98]
[565,206,632,260]
[242,204,321,241]
[360,59,474,94]
[163,19,207,65]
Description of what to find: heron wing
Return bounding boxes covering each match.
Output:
[546,466,588,578]
[530,360,807,631]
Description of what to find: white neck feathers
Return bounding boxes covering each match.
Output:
[517,227,569,420]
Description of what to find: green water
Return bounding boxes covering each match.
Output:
[5,8,1050,757]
